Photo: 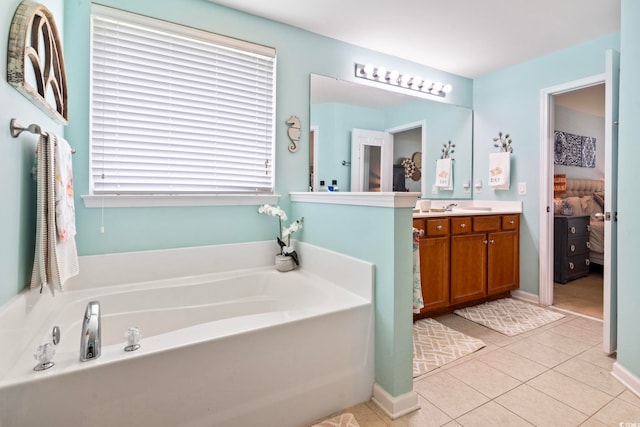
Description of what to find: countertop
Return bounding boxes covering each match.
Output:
[412,200,522,218]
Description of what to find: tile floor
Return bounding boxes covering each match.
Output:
[314,310,640,426]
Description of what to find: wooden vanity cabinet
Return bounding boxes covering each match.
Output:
[413,218,450,313]
[414,213,519,319]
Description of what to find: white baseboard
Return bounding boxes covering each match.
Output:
[371,383,420,420]
[511,289,540,305]
[612,362,640,398]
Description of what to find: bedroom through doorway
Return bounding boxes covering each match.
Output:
[551,84,605,320]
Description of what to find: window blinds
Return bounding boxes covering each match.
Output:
[90,7,276,195]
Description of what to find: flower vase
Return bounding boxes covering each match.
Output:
[275,254,295,272]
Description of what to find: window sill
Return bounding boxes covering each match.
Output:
[81,194,281,208]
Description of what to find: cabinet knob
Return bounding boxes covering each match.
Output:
[570,244,575,252]
[585,259,590,266]
[436,225,443,230]
[483,240,488,245]
[586,241,591,249]
[570,226,576,234]
[587,224,591,232]
[460,223,466,228]
[509,220,515,225]
[489,239,495,244]
[569,262,575,270]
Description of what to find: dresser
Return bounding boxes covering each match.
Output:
[554,215,591,284]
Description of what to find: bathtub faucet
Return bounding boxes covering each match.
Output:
[80,301,101,361]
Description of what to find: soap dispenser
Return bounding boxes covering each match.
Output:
[328,179,340,192]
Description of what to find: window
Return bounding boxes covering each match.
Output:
[89,5,276,205]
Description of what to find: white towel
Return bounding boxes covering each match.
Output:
[31,133,79,294]
[489,152,511,190]
[435,158,453,189]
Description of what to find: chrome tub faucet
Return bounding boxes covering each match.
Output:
[80,301,101,361]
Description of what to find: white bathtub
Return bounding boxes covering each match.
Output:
[0,242,374,427]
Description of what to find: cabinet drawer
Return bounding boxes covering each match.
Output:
[426,218,450,236]
[473,215,501,232]
[563,216,590,237]
[565,255,590,275]
[502,215,519,230]
[567,236,589,256]
[413,219,425,237]
[451,217,471,235]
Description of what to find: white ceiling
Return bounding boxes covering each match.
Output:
[208,0,619,78]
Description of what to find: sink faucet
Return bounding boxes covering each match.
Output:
[445,203,458,211]
[80,301,101,361]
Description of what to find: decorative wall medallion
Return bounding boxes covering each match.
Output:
[286,115,301,152]
[7,1,68,124]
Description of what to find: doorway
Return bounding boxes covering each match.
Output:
[539,50,619,354]
[552,84,605,319]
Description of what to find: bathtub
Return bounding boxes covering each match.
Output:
[0,242,374,427]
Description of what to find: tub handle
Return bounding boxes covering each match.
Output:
[124,327,142,352]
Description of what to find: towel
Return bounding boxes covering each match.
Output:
[31,133,79,294]
[489,152,511,190]
[435,158,453,189]
[412,228,424,314]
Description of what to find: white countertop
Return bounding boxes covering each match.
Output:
[413,200,522,218]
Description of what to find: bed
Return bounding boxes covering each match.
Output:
[553,178,605,265]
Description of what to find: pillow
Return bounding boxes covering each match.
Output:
[593,190,605,208]
[581,196,603,218]
[564,196,583,216]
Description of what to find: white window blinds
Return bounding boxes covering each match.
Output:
[90,6,276,195]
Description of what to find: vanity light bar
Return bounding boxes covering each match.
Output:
[354,63,452,98]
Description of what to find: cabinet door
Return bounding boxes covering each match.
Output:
[418,236,450,312]
[487,230,519,294]
[450,233,487,304]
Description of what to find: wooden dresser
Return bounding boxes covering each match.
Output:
[554,215,591,284]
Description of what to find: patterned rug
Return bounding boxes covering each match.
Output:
[312,413,359,427]
[454,298,565,336]
[413,318,486,377]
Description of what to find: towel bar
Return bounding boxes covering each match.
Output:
[9,118,76,153]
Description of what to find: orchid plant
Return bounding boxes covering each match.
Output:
[258,204,304,265]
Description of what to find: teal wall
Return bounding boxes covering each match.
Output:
[616,0,640,379]
[473,32,620,297]
[0,0,65,305]
[291,201,414,397]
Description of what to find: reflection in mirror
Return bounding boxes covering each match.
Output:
[310,74,473,199]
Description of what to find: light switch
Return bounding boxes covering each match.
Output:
[518,182,527,195]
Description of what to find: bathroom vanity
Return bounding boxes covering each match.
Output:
[413,202,521,319]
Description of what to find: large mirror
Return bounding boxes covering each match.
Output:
[310,74,473,199]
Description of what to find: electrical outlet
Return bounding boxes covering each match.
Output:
[432,184,438,194]
[518,182,527,195]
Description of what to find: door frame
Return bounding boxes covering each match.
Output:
[386,120,426,194]
[539,73,605,308]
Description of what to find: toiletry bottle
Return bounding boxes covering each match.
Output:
[319,180,327,192]
[330,179,340,192]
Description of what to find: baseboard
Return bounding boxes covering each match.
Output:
[510,289,539,305]
[611,362,640,398]
[371,383,420,420]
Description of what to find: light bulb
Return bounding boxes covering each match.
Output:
[442,84,453,94]
[388,70,400,85]
[363,64,374,77]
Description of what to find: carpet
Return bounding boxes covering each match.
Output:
[454,298,565,336]
[413,318,486,377]
[312,413,359,427]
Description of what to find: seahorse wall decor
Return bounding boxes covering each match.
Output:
[286,115,301,153]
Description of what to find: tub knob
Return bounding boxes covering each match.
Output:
[33,342,56,371]
[124,327,141,352]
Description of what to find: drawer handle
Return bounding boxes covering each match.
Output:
[570,244,575,252]
[436,225,443,230]
[460,223,466,228]
[587,224,591,232]
[509,220,515,225]
[586,241,591,249]
[569,262,574,270]
[570,226,576,234]
[586,259,590,266]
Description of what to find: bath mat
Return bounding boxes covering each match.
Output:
[312,413,360,427]
[413,318,486,377]
[454,298,565,336]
